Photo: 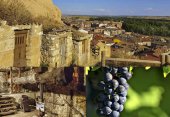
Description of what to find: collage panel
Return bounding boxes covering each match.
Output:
[0,67,86,117]
[87,66,170,117]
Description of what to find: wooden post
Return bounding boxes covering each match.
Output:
[101,51,106,67]
[166,54,170,65]
[161,53,166,65]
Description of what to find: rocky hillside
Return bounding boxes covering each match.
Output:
[0,0,62,31]
[19,0,62,23]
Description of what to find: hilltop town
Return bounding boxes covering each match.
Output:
[1,15,170,68]
[63,16,170,65]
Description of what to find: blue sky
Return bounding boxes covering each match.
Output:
[53,0,170,16]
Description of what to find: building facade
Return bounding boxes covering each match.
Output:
[0,21,42,68]
[41,29,92,67]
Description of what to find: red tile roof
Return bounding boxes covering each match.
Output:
[92,34,114,45]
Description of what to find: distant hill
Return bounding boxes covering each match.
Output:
[126,16,170,20]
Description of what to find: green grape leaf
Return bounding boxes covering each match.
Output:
[145,66,151,70]
[163,66,170,78]
[85,67,90,75]
[129,66,133,73]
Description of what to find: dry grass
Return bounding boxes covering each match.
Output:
[0,0,33,25]
[0,0,62,32]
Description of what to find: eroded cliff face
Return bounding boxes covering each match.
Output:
[19,0,62,23]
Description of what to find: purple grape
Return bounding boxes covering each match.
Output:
[104,67,112,73]
[118,77,127,85]
[104,101,112,107]
[118,105,124,112]
[103,106,112,115]
[112,68,118,74]
[105,88,113,95]
[123,83,129,90]
[105,72,113,82]
[125,72,132,80]
[98,81,106,90]
[111,102,120,110]
[119,90,128,97]
[109,111,120,117]
[118,96,127,104]
[122,67,128,71]
[117,85,126,93]
[111,79,119,89]
[106,82,114,88]
[111,94,119,102]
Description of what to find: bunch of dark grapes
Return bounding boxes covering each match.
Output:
[96,67,132,117]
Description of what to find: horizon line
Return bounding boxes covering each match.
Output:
[62,14,170,17]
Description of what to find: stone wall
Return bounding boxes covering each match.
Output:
[41,30,73,67]
[44,93,86,117]
[73,34,92,66]
[0,20,92,67]
[97,42,111,58]
[0,21,15,67]
[0,72,9,93]
[65,33,73,66]
[14,24,42,67]
[27,24,42,67]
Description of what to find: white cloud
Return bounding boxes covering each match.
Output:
[93,8,106,12]
[145,7,153,11]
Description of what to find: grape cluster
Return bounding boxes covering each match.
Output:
[96,67,132,117]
